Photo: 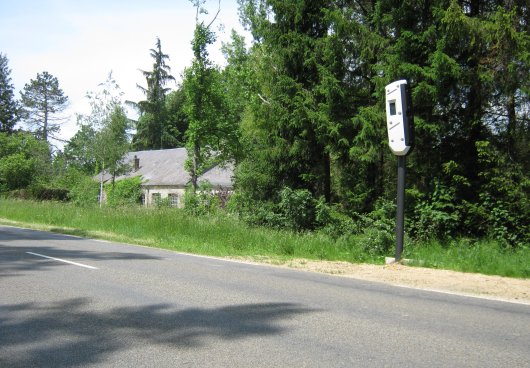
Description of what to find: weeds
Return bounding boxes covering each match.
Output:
[0,199,528,278]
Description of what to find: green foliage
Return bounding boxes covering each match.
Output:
[406,239,530,278]
[163,88,188,147]
[409,181,460,241]
[76,74,130,193]
[278,187,316,231]
[95,105,130,181]
[183,20,239,192]
[133,38,176,150]
[0,132,51,191]
[28,186,69,201]
[0,53,19,132]
[19,71,68,144]
[183,181,221,216]
[68,175,100,206]
[106,176,143,207]
[0,152,35,190]
[471,141,529,247]
[63,124,98,174]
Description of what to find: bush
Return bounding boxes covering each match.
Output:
[409,181,460,241]
[68,175,100,206]
[106,176,143,207]
[357,201,396,256]
[278,187,316,231]
[30,186,69,201]
[315,198,359,239]
[183,182,221,216]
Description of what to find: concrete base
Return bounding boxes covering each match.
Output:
[385,257,413,265]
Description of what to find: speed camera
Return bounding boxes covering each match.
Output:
[385,80,414,156]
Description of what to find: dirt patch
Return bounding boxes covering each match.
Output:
[229,257,530,304]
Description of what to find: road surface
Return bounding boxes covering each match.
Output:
[1,225,529,367]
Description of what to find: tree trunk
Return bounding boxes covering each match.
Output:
[191,142,200,193]
[99,163,105,208]
[323,152,331,203]
[506,92,516,159]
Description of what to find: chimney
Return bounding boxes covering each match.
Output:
[134,155,140,171]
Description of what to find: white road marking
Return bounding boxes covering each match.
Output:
[25,252,98,270]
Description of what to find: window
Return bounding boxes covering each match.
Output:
[168,193,180,207]
[389,100,396,116]
[151,193,161,205]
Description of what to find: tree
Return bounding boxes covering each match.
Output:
[237,0,356,203]
[133,38,175,150]
[0,53,19,133]
[63,124,98,174]
[164,87,189,147]
[0,131,50,191]
[95,105,130,186]
[183,0,237,192]
[76,73,131,205]
[19,71,69,145]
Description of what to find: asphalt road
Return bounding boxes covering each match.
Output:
[1,225,529,368]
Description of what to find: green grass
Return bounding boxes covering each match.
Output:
[0,199,528,278]
[0,199,379,264]
[405,239,530,278]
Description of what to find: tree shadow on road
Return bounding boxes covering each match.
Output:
[0,298,314,367]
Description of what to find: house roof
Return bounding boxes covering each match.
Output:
[104,148,234,189]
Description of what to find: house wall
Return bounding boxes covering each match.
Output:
[143,186,186,207]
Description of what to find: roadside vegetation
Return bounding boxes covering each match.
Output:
[1,3,528,279]
[0,198,528,278]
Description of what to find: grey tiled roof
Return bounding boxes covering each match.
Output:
[108,148,234,189]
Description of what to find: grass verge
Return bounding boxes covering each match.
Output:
[0,199,528,278]
[0,199,381,264]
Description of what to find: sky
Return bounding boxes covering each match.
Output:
[0,0,249,145]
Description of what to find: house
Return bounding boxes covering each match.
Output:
[102,148,234,207]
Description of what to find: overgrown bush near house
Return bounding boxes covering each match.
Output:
[106,176,143,207]
[68,175,100,206]
[229,187,319,231]
[226,192,285,228]
[183,182,221,215]
[29,186,69,201]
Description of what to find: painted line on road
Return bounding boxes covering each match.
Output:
[25,252,98,270]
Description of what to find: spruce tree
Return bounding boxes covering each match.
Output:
[133,38,175,150]
[0,53,19,133]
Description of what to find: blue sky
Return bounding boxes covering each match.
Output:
[0,0,248,142]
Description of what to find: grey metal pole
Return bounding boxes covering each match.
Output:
[395,155,406,261]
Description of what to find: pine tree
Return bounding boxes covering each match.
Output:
[0,53,19,133]
[19,71,68,144]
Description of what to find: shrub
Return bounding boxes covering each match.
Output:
[315,198,358,239]
[106,176,143,207]
[409,181,460,241]
[278,187,317,231]
[183,182,221,215]
[30,186,69,201]
[68,175,100,206]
